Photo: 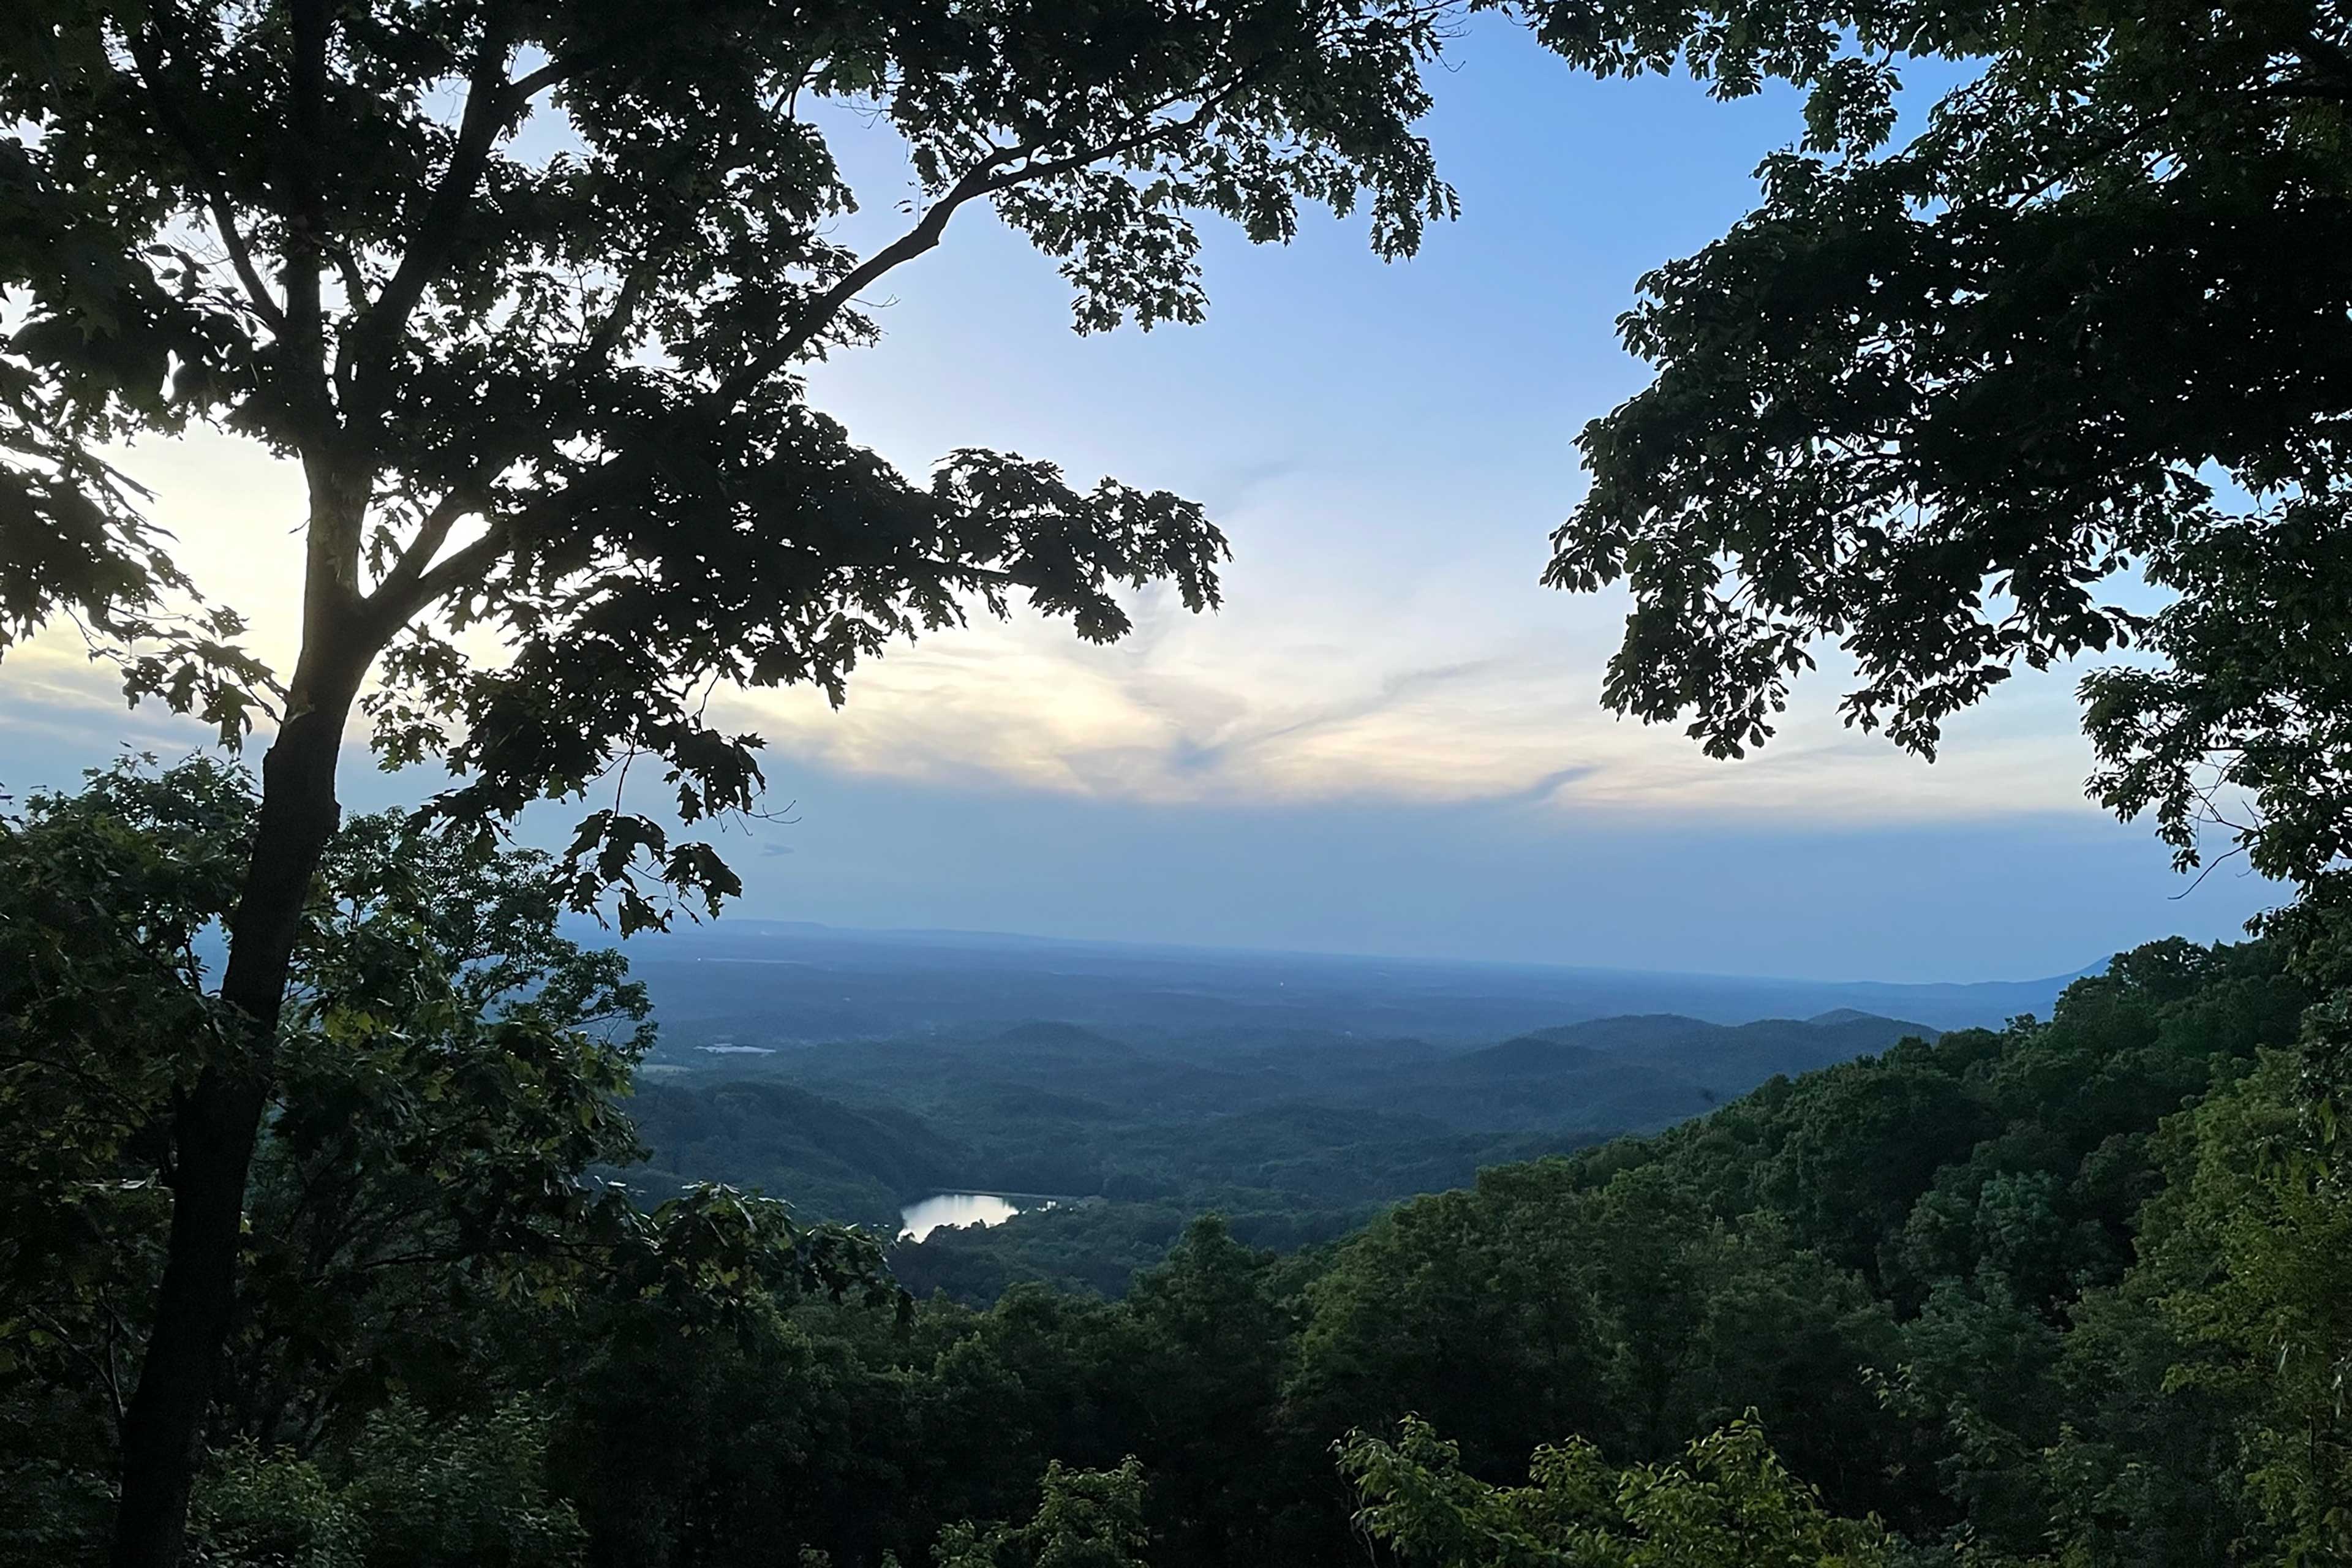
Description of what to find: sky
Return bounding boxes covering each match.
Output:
[0,19,2280,983]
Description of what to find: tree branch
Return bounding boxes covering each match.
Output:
[710,78,1247,410]
[348,7,701,415]
[507,29,658,102]
[372,486,486,610]
[2294,29,2352,102]
[283,0,331,382]
[326,242,374,396]
[345,18,520,420]
[385,457,641,620]
[122,26,287,333]
[379,75,1253,625]
[706,149,1020,410]
[576,251,660,369]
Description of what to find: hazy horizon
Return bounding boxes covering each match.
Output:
[640,912,2102,990]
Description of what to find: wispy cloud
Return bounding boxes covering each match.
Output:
[0,642,230,794]
[2,443,2105,832]
[705,584,2101,825]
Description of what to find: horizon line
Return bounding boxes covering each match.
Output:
[601,913,2106,993]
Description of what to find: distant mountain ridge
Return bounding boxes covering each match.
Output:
[627,997,1953,1234]
[1540,1010,1937,1091]
[617,919,2084,1043]
[1330,1009,1935,1131]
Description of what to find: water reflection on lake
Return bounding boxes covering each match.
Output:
[898,1191,1046,1242]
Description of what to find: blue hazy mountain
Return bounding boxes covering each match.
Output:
[615,919,2081,1048]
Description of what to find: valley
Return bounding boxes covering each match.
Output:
[617,933,1972,1300]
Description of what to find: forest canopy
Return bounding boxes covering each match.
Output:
[7,761,2346,1566]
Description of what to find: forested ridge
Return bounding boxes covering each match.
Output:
[8,761,2348,1565]
[623,1005,1945,1300]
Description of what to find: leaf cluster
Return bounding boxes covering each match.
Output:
[1,0,1468,922]
[1536,0,2352,911]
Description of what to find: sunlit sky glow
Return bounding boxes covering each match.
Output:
[0,20,2278,982]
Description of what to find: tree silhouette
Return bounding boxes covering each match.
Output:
[0,3,1463,1559]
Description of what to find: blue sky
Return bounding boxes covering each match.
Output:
[0,19,2277,982]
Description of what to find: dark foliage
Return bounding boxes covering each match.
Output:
[10,769,2340,1566]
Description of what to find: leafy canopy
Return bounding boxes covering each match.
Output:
[1340,1413,1893,1567]
[1536,0,2352,912]
[932,1457,1153,1568]
[0,758,901,1476]
[1,0,1463,925]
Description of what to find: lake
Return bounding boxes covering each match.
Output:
[898,1191,1048,1243]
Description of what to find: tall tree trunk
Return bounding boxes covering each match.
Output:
[110,622,369,1568]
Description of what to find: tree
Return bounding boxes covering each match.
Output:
[0,759,249,1564]
[2113,1051,2352,1563]
[1751,1048,1994,1285]
[1533,0,2352,916]
[1107,1218,1301,1566]
[1285,1159,1909,1525]
[0,761,897,1564]
[1338,1414,1893,1567]
[187,1399,587,1568]
[932,1457,1153,1568]
[0,4,1468,1559]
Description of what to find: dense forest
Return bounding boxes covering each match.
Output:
[625,1005,1944,1298]
[7,0,2351,1562]
[7,761,2346,1566]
